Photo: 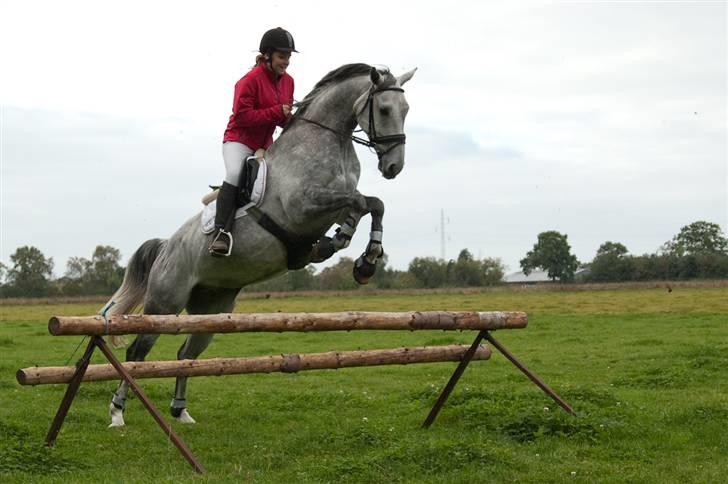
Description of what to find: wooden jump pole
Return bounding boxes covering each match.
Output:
[18,344,491,386]
[48,310,527,336]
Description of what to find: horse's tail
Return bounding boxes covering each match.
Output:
[99,238,167,348]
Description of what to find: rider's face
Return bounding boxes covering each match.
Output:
[269,51,291,77]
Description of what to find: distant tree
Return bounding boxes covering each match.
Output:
[450,249,504,287]
[318,257,359,290]
[480,256,505,285]
[5,246,54,297]
[0,261,7,296]
[408,256,448,288]
[89,245,123,292]
[388,271,421,289]
[693,252,728,279]
[520,231,579,281]
[666,221,728,256]
[589,241,632,282]
[62,245,123,295]
[368,254,398,289]
[288,265,316,291]
[596,241,628,258]
[243,264,317,292]
[65,256,92,280]
[453,249,482,286]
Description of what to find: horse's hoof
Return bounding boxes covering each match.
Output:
[176,409,197,424]
[353,256,376,285]
[109,402,125,428]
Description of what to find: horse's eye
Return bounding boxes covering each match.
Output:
[379,107,391,116]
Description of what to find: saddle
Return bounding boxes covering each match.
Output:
[199,151,318,270]
[201,148,266,206]
[200,155,267,234]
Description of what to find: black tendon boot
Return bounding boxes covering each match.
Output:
[209,182,238,257]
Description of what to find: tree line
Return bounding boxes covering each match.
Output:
[585,221,728,282]
[1,220,726,298]
[243,249,505,293]
[514,220,728,283]
[0,244,504,297]
[0,245,124,298]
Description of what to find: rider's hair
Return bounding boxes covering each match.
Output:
[254,49,273,67]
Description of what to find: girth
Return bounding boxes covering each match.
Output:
[245,205,318,270]
[233,157,317,270]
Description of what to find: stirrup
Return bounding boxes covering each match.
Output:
[209,229,233,257]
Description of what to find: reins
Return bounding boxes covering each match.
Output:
[296,86,406,159]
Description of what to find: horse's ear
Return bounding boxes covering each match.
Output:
[370,66,382,86]
[397,68,417,86]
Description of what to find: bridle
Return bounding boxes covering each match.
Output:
[297,86,406,160]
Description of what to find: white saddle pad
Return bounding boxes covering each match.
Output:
[201,157,267,234]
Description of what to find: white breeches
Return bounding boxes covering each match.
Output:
[222,141,254,186]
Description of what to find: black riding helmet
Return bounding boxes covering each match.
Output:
[259,27,298,53]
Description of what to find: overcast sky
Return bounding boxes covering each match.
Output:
[1,0,726,277]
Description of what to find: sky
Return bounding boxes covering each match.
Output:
[1,0,726,277]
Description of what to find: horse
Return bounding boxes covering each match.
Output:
[103,63,416,426]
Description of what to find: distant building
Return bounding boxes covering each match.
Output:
[503,270,552,284]
[503,267,590,284]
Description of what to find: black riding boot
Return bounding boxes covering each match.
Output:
[209,182,238,257]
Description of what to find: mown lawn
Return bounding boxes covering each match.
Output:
[1,286,726,483]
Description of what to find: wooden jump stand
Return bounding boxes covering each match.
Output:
[19,311,576,475]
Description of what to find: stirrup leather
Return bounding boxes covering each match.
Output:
[209,229,233,257]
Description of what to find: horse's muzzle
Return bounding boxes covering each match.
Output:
[381,161,403,179]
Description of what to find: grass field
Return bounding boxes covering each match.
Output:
[1,285,727,483]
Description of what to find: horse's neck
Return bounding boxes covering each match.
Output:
[303,76,370,133]
[271,75,370,175]
[262,77,370,234]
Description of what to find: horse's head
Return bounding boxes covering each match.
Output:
[354,67,417,179]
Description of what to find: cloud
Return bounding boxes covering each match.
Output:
[1,1,725,278]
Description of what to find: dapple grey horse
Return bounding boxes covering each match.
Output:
[103,64,416,426]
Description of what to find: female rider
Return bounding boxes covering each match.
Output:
[209,27,297,256]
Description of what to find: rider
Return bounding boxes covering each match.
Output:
[209,27,297,257]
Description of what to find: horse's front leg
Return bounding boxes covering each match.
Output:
[352,196,385,285]
[303,188,367,263]
[310,211,362,263]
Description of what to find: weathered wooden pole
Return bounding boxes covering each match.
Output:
[17,344,491,386]
[48,311,527,336]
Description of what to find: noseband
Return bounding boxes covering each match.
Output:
[297,86,406,160]
[354,86,407,158]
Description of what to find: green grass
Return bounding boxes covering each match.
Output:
[1,286,727,482]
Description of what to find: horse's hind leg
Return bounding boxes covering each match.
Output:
[169,333,213,424]
[109,334,161,426]
[109,293,189,427]
[171,285,240,423]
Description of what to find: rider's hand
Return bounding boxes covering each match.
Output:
[282,104,292,118]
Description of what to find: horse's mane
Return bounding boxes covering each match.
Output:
[291,63,396,119]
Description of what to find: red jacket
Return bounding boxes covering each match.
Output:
[223,63,294,149]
